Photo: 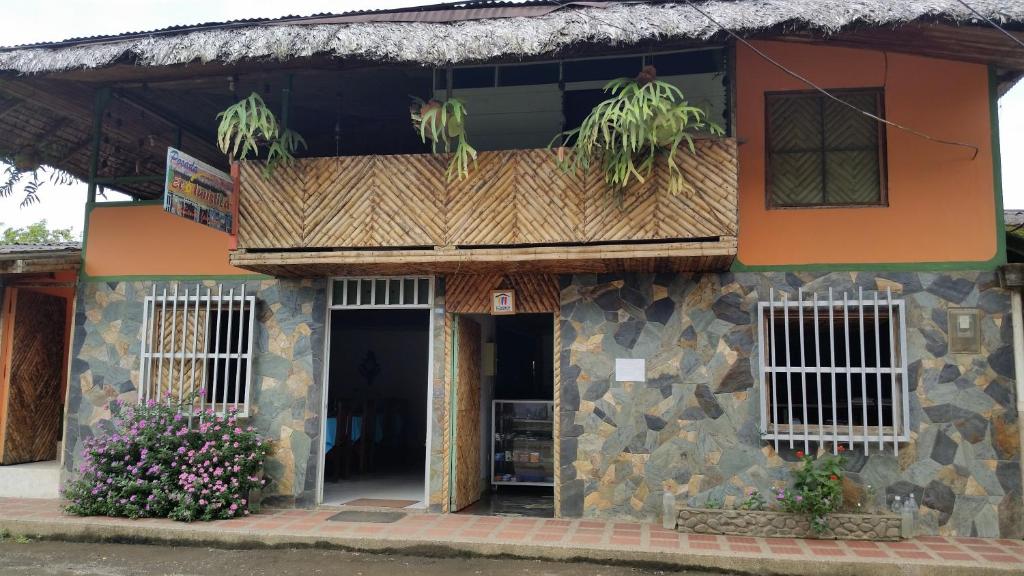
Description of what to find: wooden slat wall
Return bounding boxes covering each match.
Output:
[237,139,738,251]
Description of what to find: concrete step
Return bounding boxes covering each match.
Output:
[0,460,60,499]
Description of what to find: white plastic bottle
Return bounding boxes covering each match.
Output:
[662,490,677,529]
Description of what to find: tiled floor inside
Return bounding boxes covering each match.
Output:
[322,471,425,508]
[1,498,1022,572]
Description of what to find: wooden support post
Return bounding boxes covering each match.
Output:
[85,87,111,205]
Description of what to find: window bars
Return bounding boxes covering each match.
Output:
[139,283,256,417]
[330,277,433,308]
[757,287,909,455]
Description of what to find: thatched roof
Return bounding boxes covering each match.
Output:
[2,0,1024,74]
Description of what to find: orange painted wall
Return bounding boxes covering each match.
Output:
[735,41,997,266]
[85,204,249,277]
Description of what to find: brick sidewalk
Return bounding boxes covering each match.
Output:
[1,498,1022,575]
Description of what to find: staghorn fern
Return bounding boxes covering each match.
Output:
[410,96,477,182]
[216,92,306,178]
[551,66,723,197]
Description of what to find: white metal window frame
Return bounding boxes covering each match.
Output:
[757,287,910,455]
[139,283,256,417]
[317,275,437,507]
[329,276,434,309]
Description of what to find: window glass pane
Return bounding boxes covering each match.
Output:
[359,279,372,306]
[453,66,495,89]
[388,279,401,305]
[403,279,416,304]
[823,93,878,150]
[651,49,723,76]
[767,95,821,152]
[499,63,560,86]
[825,150,881,204]
[417,278,430,304]
[374,279,387,305]
[331,280,345,306]
[345,280,358,305]
[768,152,823,205]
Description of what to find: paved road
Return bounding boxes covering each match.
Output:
[0,541,726,576]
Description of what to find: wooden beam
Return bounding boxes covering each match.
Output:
[228,238,738,276]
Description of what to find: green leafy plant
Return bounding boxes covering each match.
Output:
[738,489,767,511]
[704,496,724,509]
[216,92,306,178]
[410,96,477,181]
[1,151,78,207]
[776,449,846,534]
[551,65,723,198]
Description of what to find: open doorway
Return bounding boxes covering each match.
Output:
[456,313,554,518]
[323,308,430,508]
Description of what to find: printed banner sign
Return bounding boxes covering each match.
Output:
[164,147,234,234]
[491,289,516,315]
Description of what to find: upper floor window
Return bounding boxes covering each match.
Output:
[766,89,887,208]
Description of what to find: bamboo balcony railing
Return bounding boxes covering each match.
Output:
[230,138,738,275]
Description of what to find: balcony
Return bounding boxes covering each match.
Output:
[228,139,738,276]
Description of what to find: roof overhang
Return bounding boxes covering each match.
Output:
[0,250,81,275]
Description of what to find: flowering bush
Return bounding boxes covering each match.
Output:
[777,448,846,533]
[64,395,270,522]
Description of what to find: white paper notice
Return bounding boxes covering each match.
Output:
[615,358,645,382]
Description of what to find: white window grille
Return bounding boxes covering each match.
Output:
[139,283,256,417]
[330,277,432,308]
[757,287,909,455]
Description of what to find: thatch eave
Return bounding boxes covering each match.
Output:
[1,1,1023,75]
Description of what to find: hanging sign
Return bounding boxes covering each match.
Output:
[163,147,234,234]
[491,289,516,315]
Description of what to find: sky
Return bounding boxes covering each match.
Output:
[0,0,1022,237]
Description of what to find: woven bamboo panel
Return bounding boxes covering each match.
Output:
[514,149,584,244]
[446,150,517,246]
[304,156,375,247]
[237,140,738,252]
[238,160,305,249]
[552,308,561,516]
[453,316,482,511]
[146,306,208,403]
[445,274,559,314]
[441,313,452,512]
[0,290,66,465]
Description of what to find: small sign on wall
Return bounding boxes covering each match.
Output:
[491,289,516,315]
[615,358,646,382]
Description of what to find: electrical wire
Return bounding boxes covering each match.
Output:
[954,0,1024,51]
[681,0,982,159]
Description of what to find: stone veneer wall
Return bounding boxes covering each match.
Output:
[63,279,326,506]
[558,271,1022,538]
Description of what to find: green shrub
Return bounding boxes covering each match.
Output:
[776,449,846,534]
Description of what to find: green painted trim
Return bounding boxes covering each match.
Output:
[731,66,1007,273]
[448,317,459,512]
[989,64,1007,267]
[81,274,269,283]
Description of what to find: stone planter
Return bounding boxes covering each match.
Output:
[676,507,904,541]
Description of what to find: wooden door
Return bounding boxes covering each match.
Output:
[0,289,67,465]
[451,316,482,511]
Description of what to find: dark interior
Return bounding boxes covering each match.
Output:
[325,309,429,483]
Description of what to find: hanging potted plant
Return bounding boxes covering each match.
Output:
[216,92,306,178]
[409,96,477,181]
[550,65,723,197]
